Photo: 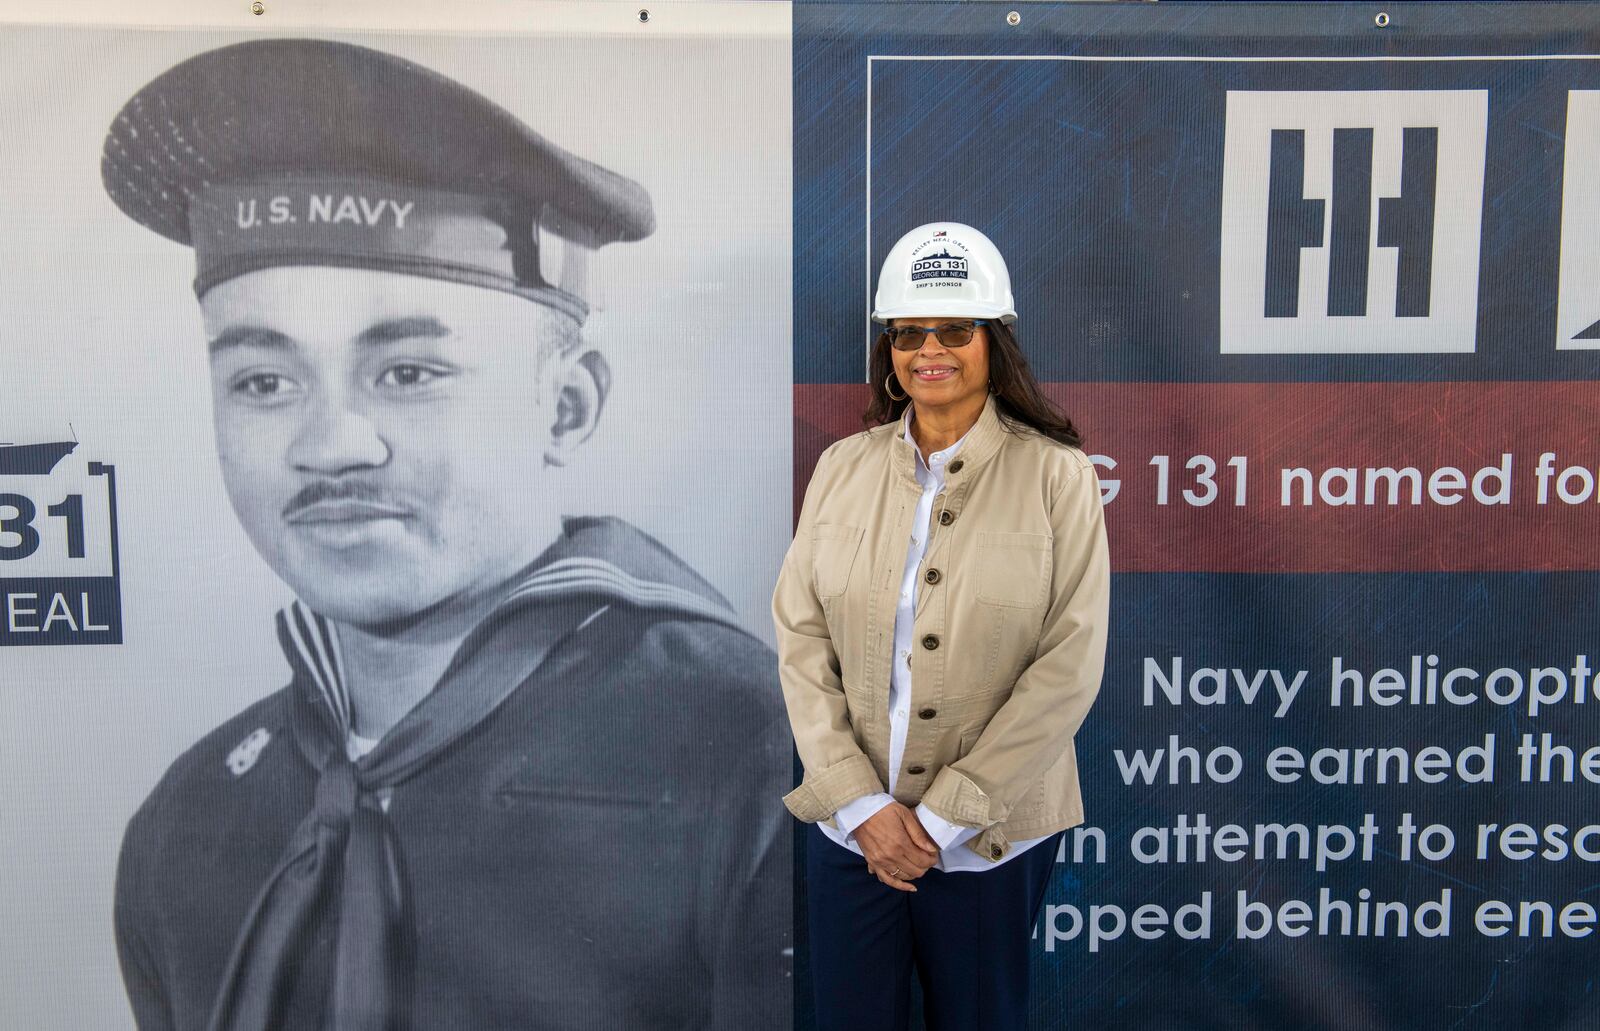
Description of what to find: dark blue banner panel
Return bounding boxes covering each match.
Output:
[795,4,1600,1029]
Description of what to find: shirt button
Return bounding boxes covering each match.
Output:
[917,707,937,720]
[948,459,965,474]
[921,634,939,651]
[907,765,926,776]
[938,510,955,526]
[924,568,941,585]
[911,537,920,548]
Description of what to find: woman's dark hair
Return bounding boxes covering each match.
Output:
[863,320,1084,449]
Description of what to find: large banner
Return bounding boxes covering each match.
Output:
[6,2,1600,1030]
[0,6,792,1029]
[794,2,1599,1029]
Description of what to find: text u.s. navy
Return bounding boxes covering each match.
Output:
[232,193,415,230]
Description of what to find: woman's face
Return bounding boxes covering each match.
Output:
[888,316,991,413]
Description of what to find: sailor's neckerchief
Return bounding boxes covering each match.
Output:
[206,517,749,1031]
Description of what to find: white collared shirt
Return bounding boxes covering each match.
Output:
[818,411,1050,873]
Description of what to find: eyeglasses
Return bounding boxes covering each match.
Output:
[880,320,991,351]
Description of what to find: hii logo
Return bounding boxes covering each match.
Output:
[1220,91,1487,353]
[1265,126,1436,319]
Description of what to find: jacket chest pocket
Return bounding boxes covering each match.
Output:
[812,523,866,600]
[975,530,1052,608]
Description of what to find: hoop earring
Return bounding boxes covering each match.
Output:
[885,373,908,401]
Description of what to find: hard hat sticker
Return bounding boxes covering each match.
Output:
[910,250,968,281]
[908,234,971,284]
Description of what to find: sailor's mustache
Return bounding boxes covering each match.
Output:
[282,479,415,520]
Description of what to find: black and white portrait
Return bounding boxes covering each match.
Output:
[0,10,792,1030]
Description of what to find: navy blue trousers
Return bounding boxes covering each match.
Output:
[805,821,1064,1031]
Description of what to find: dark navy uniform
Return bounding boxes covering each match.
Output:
[114,517,791,1031]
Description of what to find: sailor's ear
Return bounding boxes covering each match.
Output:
[546,349,608,467]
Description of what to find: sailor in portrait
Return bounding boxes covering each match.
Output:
[103,38,790,1031]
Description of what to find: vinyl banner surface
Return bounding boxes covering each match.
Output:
[0,10,792,1030]
[794,3,1600,1029]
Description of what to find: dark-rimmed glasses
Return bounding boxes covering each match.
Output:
[879,320,990,351]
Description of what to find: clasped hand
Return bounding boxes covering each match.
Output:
[853,802,941,891]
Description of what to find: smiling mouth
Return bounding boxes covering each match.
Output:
[912,366,958,379]
[285,500,413,524]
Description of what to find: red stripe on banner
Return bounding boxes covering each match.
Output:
[795,382,1600,572]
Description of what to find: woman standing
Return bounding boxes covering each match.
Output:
[773,222,1110,1030]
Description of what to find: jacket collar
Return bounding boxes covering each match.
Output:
[890,393,1008,488]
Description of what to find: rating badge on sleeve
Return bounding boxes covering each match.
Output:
[0,426,122,646]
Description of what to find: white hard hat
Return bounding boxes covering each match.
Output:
[871,221,1016,324]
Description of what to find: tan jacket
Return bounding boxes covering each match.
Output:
[772,394,1110,864]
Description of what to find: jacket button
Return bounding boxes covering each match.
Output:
[948,459,965,473]
[924,567,941,585]
[921,634,939,651]
[990,844,1003,859]
[938,510,955,526]
[917,707,937,720]
[907,765,926,775]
